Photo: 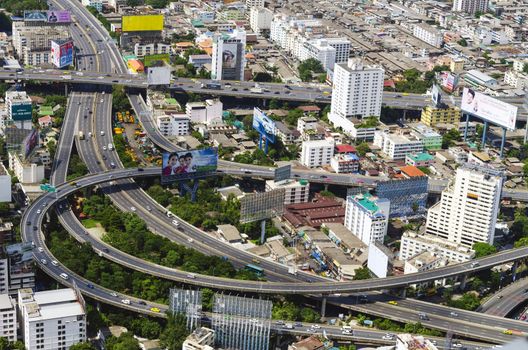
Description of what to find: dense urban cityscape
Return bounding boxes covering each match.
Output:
[1,0,528,349]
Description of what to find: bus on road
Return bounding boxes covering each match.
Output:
[245,264,264,276]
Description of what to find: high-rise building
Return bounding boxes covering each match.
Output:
[425,164,503,247]
[211,28,246,81]
[452,0,488,14]
[246,0,264,9]
[5,91,33,130]
[212,295,271,350]
[413,23,443,48]
[301,39,337,70]
[0,294,17,342]
[300,138,335,167]
[249,7,273,35]
[19,288,86,350]
[373,130,424,160]
[5,243,35,295]
[329,59,384,133]
[344,193,390,246]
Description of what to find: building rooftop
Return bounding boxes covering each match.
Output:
[323,223,366,250]
[217,224,242,242]
[400,165,426,178]
[407,153,434,162]
[335,144,356,153]
[0,294,14,310]
[396,333,438,350]
[355,193,379,213]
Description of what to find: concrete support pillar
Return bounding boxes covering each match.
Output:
[64,84,68,96]
[324,184,329,191]
[401,288,407,298]
[321,296,327,319]
[512,261,519,281]
[459,274,468,290]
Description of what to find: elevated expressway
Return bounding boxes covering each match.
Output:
[19,0,528,344]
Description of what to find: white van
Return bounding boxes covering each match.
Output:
[59,273,69,280]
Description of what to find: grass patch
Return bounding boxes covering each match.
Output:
[82,219,99,229]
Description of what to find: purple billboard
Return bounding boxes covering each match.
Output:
[24,129,39,159]
[47,11,71,23]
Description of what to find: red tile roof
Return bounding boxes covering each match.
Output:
[335,144,356,153]
[400,165,426,178]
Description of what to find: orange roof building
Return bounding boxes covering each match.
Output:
[127,59,144,73]
[400,165,426,178]
[175,42,194,49]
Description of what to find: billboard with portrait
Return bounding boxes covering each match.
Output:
[47,10,71,23]
[51,40,74,68]
[222,43,237,69]
[24,129,39,159]
[461,87,517,130]
[252,107,275,144]
[431,84,441,106]
[161,148,218,184]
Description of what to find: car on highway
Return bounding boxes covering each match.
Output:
[51,260,59,266]
[187,273,196,279]
[311,324,321,329]
[172,220,179,227]
[146,205,152,211]
[497,295,503,299]
[418,312,429,321]
[87,283,94,289]
[121,299,131,305]
[37,247,44,252]
[150,307,160,313]
[187,238,193,243]
[138,301,147,305]
[103,146,107,151]
[37,209,41,214]
[130,206,136,212]
[382,333,394,340]
[60,273,69,280]
[450,311,458,317]
[387,301,398,305]
[40,259,47,265]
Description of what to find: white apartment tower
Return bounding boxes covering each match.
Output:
[211,29,246,81]
[0,294,17,342]
[246,0,264,9]
[250,7,273,34]
[19,288,87,350]
[344,193,390,246]
[300,138,335,167]
[329,59,384,128]
[302,39,337,70]
[425,164,503,247]
[452,0,489,14]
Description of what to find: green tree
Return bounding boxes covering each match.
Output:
[253,72,273,82]
[339,345,356,350]
[353,267,371,280]
[0,203,9,216]
[442,128,461,149]
[447,292,481,311]
[69,343,97,350]
[269,99,280,109]
[523,64,528,74]
[159,313,189,350]
[355,142,370,156]
[514,237,528,248]
[457,38,468,47]
[472,242,497,258]
[106,332,140,350]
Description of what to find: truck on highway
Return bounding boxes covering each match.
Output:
[250,87,263,94]
[62,75,72,80]
[201,82,222,90]
[288,266,297,275]
[78,131,84,140]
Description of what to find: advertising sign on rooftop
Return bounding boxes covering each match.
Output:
[24,129,39,159]
[122,15,164,32]
[47,11,71,23]
[51,40,74,68]
[24,11,48,21]
[11,103,32,121]
[461,87,517,130]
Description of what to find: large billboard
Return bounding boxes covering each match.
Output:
[431,84,441,106]
[147,66,171,86]
[221,42,241,79]
[11,103,32,121]
[51,40,74,68]
[24,129,39,159]
[24,11,48,21]
[161,148,218,184]
[240,189,285,224]
[252,107,275,144]
[461,87,518,130]
[47,10,71,23]
[442,72,459,92]
[122,15,164,32]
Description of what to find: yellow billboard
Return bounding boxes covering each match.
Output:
[122,15,163,32]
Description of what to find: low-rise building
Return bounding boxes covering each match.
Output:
[323,222,367,254]
[288,336,324,350]
[504,70,528,89]
[249,7,273,35]
[266,179,309,205]
[406,152,435,167]
[8,152,45,184]
[400,231,475,263]
[464,69,498,87]
[188,54,212,69]
[156,113,190,136]
[275,121,300,145]
[330,153,360,173]
[374,131,424,160]
[133,42,171,58]
[413,23,443,48]
[297,116,318,134]
[411,124,442,150]
[183,327,215,350]
[404,251,448,275]
[217,224,243,243]
[396,333,439,350]
[300,138,334,167]
[0,162,11,202]
[19,288,86,350]
[421,105,461,127]
[186,99,223,125]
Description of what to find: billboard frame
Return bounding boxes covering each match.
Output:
[122,15,164,32]
[460,87,517,130]
[240,188,285,224]
[252,107,275,154]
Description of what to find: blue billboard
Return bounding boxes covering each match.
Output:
[252,107,275,144]
[51,40,74,68]
[161,147,218,184]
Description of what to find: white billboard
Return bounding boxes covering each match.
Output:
[367,242,389,278]
[461,87,518,130]
[147,66,171,86]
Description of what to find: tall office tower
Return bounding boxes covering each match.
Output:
[344,193,390,246]
[212,294,272,350]
[425,164,503,247]
[329,59,384,131]
[169,288,202,330]
[18,288,86,350]
[211,28,246,81]
[452,0,488,14]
